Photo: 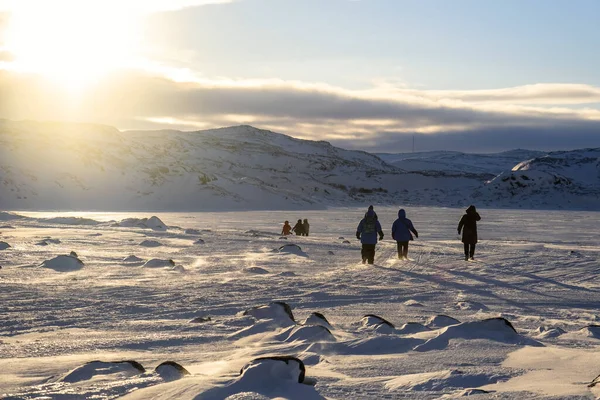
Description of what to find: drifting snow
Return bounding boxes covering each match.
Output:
[139,239,162,247]
[118,216,167,231]
[154,361,190,381]
[414,318,542,351]
[61,360,145,383]
[277,244,308,257]
[39,254,84,272]
[122,255,144,263]
[142,258,175,268]
[427,315,461,329]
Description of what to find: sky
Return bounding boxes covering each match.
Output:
[0,0,599,153]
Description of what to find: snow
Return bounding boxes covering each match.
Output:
[1,207,600,399]
[3,120,598,212]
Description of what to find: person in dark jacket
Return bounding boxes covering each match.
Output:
[292,219,304,236]
[302,219,310,236]
[364,205,378,220]
[391,209,419,260]
[458,205,481,260]
[356,209,384,264]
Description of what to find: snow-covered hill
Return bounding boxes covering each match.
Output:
[1,120,598,210]
[376,149,546,179]
[0,120,481,210]
[473,148,600,209]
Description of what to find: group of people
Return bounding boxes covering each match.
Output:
[281,219,310,236]
[356,205,481,264]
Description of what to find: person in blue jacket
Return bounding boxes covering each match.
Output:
[391,209,419,260]
[356,208,384,264]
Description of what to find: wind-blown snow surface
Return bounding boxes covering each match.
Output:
[1,207,600,399]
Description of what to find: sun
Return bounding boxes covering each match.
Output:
[4,1,141,92]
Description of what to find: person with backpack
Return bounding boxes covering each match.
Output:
[292,219,304,236]
[458,205,481,260]
[356,208,384,264]
[391,209,419,260]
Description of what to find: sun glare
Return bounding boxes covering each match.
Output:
[5,1,141,92]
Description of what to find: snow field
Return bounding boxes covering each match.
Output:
[1,207,600,399]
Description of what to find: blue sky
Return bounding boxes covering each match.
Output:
[0,0,599,152]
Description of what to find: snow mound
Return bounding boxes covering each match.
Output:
[455,301,489,311]
[172,265,186,272]
[122,255,144,263]
[414,317,542,351]
[117,216,167,230]
[154,361,190,381]
[277,271,296,277]
[403,299,424,307]
[535,326,566,339]
[275,324,335,343]
[0,224,16,229]
[36,238,61,246]
[197,356,323,399]
[60,360,145,383]
[427,315,461,329]
[360,314,395,334]
[301,312,333,330]
[327,251,335,255]
[243,302,295,324]
[189,316,212,323]
[309,336,422,356]
[194,238,205,244]
[39,255,84,272]
[139,239,162,247]
[342,240,351,244]
[579,325,600,339]
[0,241,10,250]
[277,244,308,257]
[142,258,175,268]
[185,228,201,235]
[385,369,508,391]
[397,322,431,334]
[243,266,270,274]
[0,211,25,221]
[44,217,101,226]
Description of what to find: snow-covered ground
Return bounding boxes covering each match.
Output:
[1,207,600,399]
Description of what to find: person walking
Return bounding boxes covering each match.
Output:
[356,209,384,264]
[391,209,419,260]
[281,221,292,236]
[292,219,305,236]
[458,205,481,260]
[302,219,310,236]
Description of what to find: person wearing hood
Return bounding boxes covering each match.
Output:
[458,205,481,260]
[292,219,304,236]
[391,209,419,260]
[281,220,292,236]
[302,219,310,236]
[356,209,384,264]
[364,205,378,220]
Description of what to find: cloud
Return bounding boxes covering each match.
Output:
[0,68,599,152]
[0,0,235,14]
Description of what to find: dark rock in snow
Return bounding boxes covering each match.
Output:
[122,255,144,263]
[342,240,351,244]
[536,326,566,339]
[0,241,10,250]
[155,361,190,380]
[580,324,600,339]
[279,236,288,240]
[69,251,78,257]
[276,324,336,343]
[244,266,270,274]
[194,238,205,244]
[327,251,335,255]
[589,373,600,387]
